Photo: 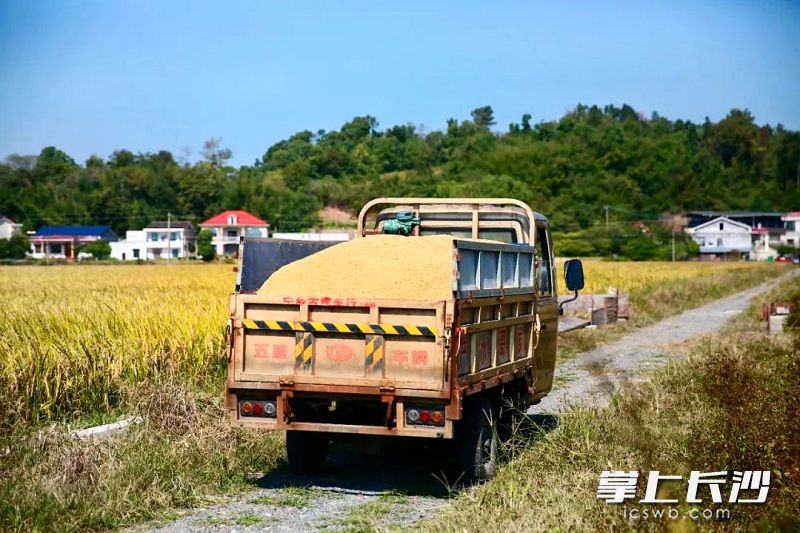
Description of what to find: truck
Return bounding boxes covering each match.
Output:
[225,198,584,480]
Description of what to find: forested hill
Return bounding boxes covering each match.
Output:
[2,104,799,234]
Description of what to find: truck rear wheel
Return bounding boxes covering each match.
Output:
[456,397,498,482]
[286,431,329,475]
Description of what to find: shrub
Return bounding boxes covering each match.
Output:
[196,230,215,262]
[84,240,111,259]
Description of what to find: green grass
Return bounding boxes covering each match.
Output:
[423,274,800,532]
[0,381,285,532]
[249,487,333,508]
[333,501,393,532]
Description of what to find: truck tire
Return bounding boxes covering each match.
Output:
[456,396,498,482]
[286,431,329,475]
[499,382,528,440]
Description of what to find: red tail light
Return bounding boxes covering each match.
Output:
[253,402,264,414]
[419,410,431,423]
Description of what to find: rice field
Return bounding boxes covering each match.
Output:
[556,257,776,294]
[0,264,236,432]
[0,260,788,432]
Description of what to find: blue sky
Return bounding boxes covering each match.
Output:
[1,1,798,166]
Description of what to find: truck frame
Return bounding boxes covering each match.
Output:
[225,198,583,479]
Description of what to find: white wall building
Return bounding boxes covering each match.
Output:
[780,211,800,249]
[200,210,269,256]
[109,221,197,261]
[0,215,23,240]
[751,228,778,261]
[688,216,752,258]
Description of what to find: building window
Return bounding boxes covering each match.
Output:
[789,239,795,245]
[50,243,63,254]
[246,227,262,237]
[209,228,217,237]
[717,238,723,247]
[719,222,724,230]
[170,232,178,241]
[227,214,237,225]
[133,249,140,258]
[172,248,179,258]
[227,230,238,238]
[149,233,159,242]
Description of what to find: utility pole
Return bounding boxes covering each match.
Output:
[672,229,676,262]
[604,205,610,231]
[167,212,171,265]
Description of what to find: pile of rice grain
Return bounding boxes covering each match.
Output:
[258,235,456,300]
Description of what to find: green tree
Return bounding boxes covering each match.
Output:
[0,231,30,259]
[470,106,496,130]
[197,229,215,262]
[84,240,111,259]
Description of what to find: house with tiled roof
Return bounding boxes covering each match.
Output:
[0,214,23,240]
[30,226,118,259]
[200,210,269,256]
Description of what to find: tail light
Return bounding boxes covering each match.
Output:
[405,405,445,427]
[239,399,277,418]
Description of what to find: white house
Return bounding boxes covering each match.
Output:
[688,216,752,259]
[109,221,197,261]
[780,211,800,249]
[110,230,146,261]
[200,210,269,256]
[0,214,23,240]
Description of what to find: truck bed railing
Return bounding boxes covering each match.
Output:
[454,239,536,299]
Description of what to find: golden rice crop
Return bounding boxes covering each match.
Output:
[0,264,235,431]
[556,258,772,295]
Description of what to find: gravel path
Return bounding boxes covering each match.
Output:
[143,270,795,533]
[533,269,798,413]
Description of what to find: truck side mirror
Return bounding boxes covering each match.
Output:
[564,259,585,292]
[559,259,584,316]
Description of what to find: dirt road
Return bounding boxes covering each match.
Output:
[534,269,796,413]
[143,270,795,533]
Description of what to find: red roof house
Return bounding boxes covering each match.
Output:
[200,210,269,256]
[201,210,268,227]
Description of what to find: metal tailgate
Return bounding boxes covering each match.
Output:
[232,295,448,391]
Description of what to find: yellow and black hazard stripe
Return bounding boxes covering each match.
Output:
[241,320,437,337]
[295,332,314,370]
[364,335,384,374]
